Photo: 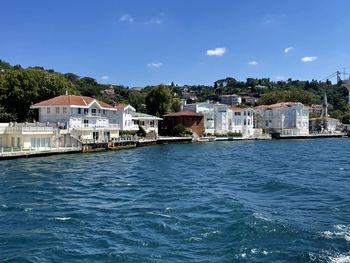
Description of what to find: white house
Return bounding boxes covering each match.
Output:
[113,103,139,131]
[31,95,120,143]
[228,107,254,137]
[254,102,309,136]
[0,123,57,150]
[220,94,242,106]
[131,112,162,135]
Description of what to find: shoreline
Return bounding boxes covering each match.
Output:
[0,134,347,160]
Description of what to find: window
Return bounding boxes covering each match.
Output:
[92,109,96,116]
[244,111,246,116]
[83,119,89,127]
[247,111,250,116]
[47,107,50,114]
[234,112,241,116]
[63,107,67,114]
[244,120,247,125]
[56,107,60,114]
[78,108,82,114]
[103,110,106,115]
[84,108,89,114]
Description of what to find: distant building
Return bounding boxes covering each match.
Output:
[220,94,242,106]
[163,112,204,136]
[100,85,115,96]
[254,102,309,136]
[241,96,258,105]
[229,107,254,137]
[309,117,341,133]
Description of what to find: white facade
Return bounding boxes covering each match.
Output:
[184,101,254,136]
[228,108,254,137]
[131,112,162,134]
[0,123,57,150]
[255,102,309,136]
[31,95,120,143]
[114,104,139,131]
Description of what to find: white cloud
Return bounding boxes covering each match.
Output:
[147,62,163,68]
[301,56,318,62]
[206,47,226,56]
[284,47,294,53]
[150,18,162,24]
[248,61,258,66]
[120,14,134,23]
[101,75,110,80]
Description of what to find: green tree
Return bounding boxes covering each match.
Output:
[0,67,78,121]
[128,91,146,112]
[145,84,172,117]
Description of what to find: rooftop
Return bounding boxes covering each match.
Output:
[255,102,302,109]
[163,111,204,117]
[31,95,114,109]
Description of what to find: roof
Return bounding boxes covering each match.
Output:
[229,107,249,111]
[255,102,301,109]
[310,117,340,121]
[163,111,204,117]
[220,94,240,97]
[114,103,128,109]
[31,95,114,109]
[132,112,162,120]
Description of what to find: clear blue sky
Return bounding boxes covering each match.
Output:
[1,0,349,87]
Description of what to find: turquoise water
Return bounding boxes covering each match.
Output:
[1,139,350,262]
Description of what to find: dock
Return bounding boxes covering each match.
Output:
[271,133,347,139]
[0,147,82,160]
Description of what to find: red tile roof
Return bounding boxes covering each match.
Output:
[113,103,128,109]
[31,95,114,108]
[229,107,246,111]
[255,102,297,109]
[163,111,204,117]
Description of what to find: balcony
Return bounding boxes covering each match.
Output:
[5,126,55,134]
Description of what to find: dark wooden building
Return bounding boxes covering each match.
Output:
[163,112,204,136]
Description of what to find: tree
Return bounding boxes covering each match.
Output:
[0,67,79,121]
[145,84,172,117]
[128,91,146,112]
[171,97,182,112]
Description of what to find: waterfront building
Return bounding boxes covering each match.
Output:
[31,95,120,143]
[131,112,162,136]
[220,94,242,106]
[163,112,205,136]
[229,107,255,137]
[309,117,341,133]
[184,101,230,135]
[0,123,57,150]
[113,103,139,131]
[254,102,309,136]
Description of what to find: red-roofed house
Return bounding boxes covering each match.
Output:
[31,95,120,142]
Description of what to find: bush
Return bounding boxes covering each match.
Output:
[227,132,242,137]
[137,125,146,137]
[173,124,187,136]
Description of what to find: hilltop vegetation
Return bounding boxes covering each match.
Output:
[0,60,349,123]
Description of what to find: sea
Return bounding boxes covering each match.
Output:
[1,138,350,263]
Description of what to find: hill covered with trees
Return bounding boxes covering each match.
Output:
[1,59,349,123]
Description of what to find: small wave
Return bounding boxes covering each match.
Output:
[146,212,171,218]
[329,254,350,263]
[53,217,71,221]
[24,208,32,212]
[253,212,271,222]
[320,225,350,242]
[1,204,7,208]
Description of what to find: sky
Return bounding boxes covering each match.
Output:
[1,0,350,87]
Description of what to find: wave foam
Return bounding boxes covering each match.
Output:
[320,225,350,242]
